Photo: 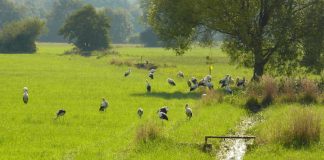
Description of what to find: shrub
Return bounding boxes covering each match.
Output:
[0,18,45,53]
[279,77,297,102]
[245,97,261,113]
[279,108,321,147]
[136,121,161,143]
[261,76,278,106]
[300,79,318,104]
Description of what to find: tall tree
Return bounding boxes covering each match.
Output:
[41,0,83,42]
[59,5,110,51]
[0,0,24,28]
[105,8,133,44]
[148,0,324,79]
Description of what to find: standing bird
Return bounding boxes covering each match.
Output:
[137,108,144,118]
[124,68,131,77]
[158,111,168,121]
[99,98,109,111]
[146,80,151,92]
[219,75,230,88]
[191,77,198,85]
[177,71,184,78]
[185,104,192,120]
[149,72,154,79]
[167,78,176,86]
[56,109,66,119]
[225,85,233,94]
[236,77,246,87]
[190,83,198,92]
[158,106,169,114]
[23,87,28,104]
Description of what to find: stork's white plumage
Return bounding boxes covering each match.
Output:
[158,112,168,121]
[177,71,184,78]
[149,72,154,79]
[185,104,192,120]
[167,78,176,86]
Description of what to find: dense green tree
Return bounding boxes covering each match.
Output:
[0,0,24,27]
[140,27,161,47]
[105,8,133,44]
[59,5,110,51]
[301,0,324,74]
[41,0,83,42]
[148,0,324,79]
[0,18,45,53]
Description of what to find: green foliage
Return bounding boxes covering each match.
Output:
[147,0,324,78]
[104,8,134,43]
[0,18,45,53]
[41,0,83,42]
[140,27,162,47]
[59,5,110,51]
[0,0,24,27]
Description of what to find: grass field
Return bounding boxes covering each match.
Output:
[0,43,323,160]
[0,43,248,159]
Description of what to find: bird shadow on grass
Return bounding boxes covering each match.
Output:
[130,91,201,100]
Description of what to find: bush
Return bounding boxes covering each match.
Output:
[279,77,297,102]
[245,97,261,113]
[0,18,45,53]
[300,79,318,104]
[136,121,161,143]
[261,76,278,106]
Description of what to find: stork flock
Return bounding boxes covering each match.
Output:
[21,67,245,123]
[121,67,246,122]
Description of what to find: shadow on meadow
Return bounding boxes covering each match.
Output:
[130,91,201,100]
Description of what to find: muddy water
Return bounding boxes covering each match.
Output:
[217,116,260,160]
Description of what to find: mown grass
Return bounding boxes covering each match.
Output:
[0,43,247,159]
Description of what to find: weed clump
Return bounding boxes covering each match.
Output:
[261,76,278,106]
[136,121,161,143]
[256,107,321,148]
[300,79,318,104]
[201,90,224,106]
[283,108,321,147]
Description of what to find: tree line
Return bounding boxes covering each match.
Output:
[0,0,160,46]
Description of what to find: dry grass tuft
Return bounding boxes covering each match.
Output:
[261,76,278,106]
[257,107,321,148]
[136,121,161,143]
[201,89,224,106]
[300,79,318,104]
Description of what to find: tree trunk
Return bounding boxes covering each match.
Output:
[252,44,265,81]
[252,61,265,81]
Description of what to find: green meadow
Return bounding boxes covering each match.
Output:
[0,43,323,160]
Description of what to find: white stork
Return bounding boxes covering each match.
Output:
[99,98,109,111]
[167,78,176,86]
[23,87,28,104]
[185,104,192,120]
